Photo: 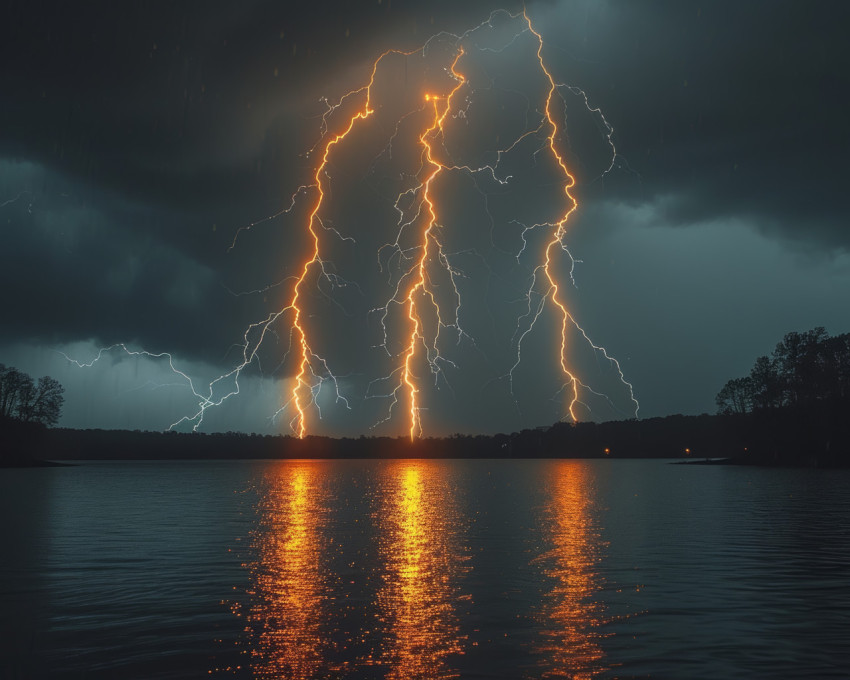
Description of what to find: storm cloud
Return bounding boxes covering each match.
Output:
[1,0,847,435]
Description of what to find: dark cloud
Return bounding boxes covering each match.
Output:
[0,2,535,206]
[6,1,844,255]
[0,160,257,361]
[1,0,848,434]
[545,0,850,248]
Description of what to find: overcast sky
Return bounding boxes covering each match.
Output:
[1,0,848,437]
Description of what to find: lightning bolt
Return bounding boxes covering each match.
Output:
[519,9,582,421]
[397,53,468,440]
[287,47,430,438]
[495,10,639,424]
[64,8,638,437]
[0,190,32,212]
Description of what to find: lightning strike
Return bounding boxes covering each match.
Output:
[499,10,584,422]
[288,50,395,438]
[65,8,638,437]
[0,190,31,209]
[397,52,468,439]
[496,10,639,424]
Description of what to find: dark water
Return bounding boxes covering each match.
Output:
[1,459,849,679]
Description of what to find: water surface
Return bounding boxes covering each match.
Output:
[1,458,848,678]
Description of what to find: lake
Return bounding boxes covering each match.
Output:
[1,458,849,679]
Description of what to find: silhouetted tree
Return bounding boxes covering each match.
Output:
[0,364,64,426]
[748,356,783,409]
[718,327,850,414]
[772,327,829,405]
[825,333,850,399]
[715,376,754,415]
[17,376,64,426]
[1,364,31,418]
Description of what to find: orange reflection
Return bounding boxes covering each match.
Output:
[374,460,469,679]
[536,461,608,679]
[246,462,333,679]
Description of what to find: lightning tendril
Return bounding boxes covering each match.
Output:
[65,9,638,437]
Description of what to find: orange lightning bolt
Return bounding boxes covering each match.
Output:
[288,49,420,438]
[401,50,467,440]
[523,9,582,423]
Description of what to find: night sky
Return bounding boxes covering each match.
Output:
[1,0,848,437]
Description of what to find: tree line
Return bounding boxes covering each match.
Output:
[716,327,850,415]
[0,364,64,426]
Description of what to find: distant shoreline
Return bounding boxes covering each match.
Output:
[3,402,847,468]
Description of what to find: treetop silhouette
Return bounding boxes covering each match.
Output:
[0,364,64,427]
